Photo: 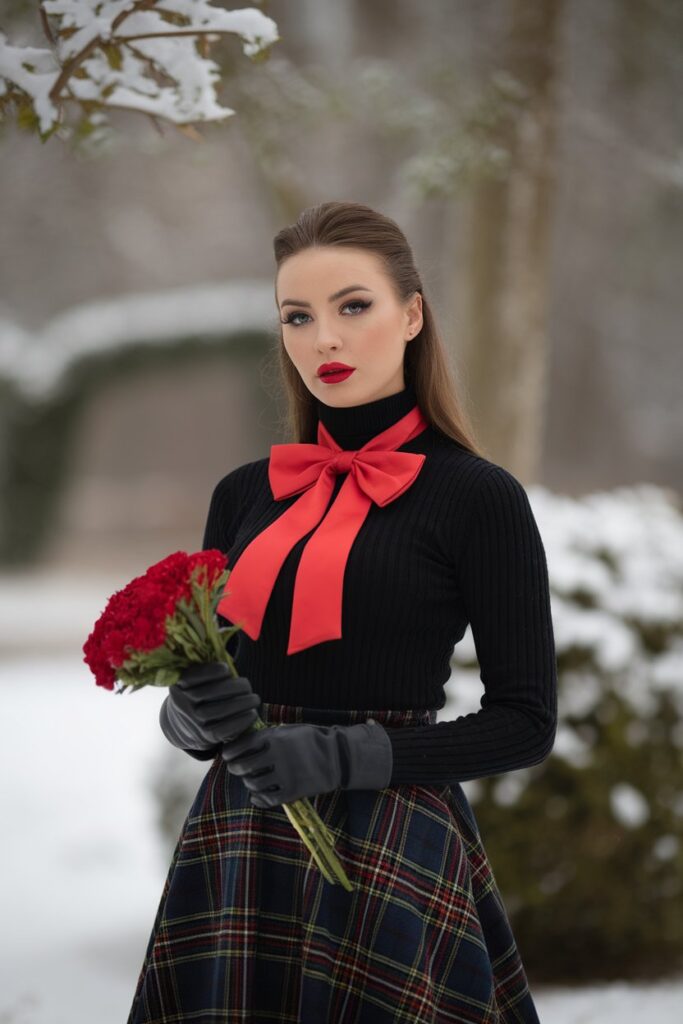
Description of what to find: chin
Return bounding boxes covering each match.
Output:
[314,374,361,396]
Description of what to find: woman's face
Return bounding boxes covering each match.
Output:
[276,245,422,406]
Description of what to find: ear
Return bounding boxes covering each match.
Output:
[405,291,423,340]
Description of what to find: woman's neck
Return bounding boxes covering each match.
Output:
[314,382,419,450]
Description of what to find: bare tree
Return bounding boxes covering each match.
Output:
[458,0,565,480]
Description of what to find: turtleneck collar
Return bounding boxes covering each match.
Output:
[315,381,420,450]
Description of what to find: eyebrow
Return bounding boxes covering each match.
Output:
[279,285,373,309]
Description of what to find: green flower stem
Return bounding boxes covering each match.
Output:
[203,607,354,891]
[282,798,354,891]
[302,798,337,848]
[237,716,354,890]
[268,722,351,887]
[176,598,207,644]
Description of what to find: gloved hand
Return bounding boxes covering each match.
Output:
[159,662,262,756]
[221,719,394,808]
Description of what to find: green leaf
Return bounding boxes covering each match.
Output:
[101,43,123,71]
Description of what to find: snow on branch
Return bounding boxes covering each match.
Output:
[0,0,280,142]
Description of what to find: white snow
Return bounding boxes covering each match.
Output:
[551,721,595,768]
[652,834,679,861]
[0,652,173,1022]
[530,978,683,1022]
[1,566,682,1021]
[491,772,529,807]
[609,781,651,829]
[0,280,276,401]
[0,2,280,133]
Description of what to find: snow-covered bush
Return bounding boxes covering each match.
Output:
[455,483,683,981]
[0,284,275,566]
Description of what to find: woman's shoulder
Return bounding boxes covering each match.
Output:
[210,456,270,499]
[426,430,534,522]
[428,429,518,486]
[203,458,270,547]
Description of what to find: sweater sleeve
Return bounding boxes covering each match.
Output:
[177,468,245,762]
[386,464,558,786]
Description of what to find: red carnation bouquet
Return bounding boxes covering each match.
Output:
[83,550,353,891]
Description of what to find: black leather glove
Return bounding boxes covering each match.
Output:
[159,662,262,759]
[221,719,394,808]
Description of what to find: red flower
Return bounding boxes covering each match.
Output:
[82,548,355,890]
[83,549,232,693]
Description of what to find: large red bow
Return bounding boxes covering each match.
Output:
[216,402,429,654]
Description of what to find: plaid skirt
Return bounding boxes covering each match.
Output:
[127,703,541,1024]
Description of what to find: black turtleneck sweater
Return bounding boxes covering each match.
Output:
[189,383,558,786]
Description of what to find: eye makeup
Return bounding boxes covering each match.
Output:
[280,298,372,326]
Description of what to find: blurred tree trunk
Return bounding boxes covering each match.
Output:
[460,0,564,482]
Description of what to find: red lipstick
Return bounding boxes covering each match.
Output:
[317,362,356,384]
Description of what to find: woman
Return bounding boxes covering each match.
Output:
[128,201,557,1023]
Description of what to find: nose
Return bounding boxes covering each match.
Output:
[313,313,346,350]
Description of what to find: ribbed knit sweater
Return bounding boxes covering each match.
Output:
[188,382,558,786]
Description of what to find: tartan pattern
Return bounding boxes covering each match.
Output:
[127,704,541,1024]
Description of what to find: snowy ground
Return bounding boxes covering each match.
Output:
[1,567,681,1023]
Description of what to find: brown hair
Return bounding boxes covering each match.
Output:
[269,200,484,456]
